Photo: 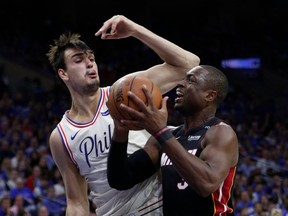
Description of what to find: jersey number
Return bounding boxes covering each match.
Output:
[177,179,188,190]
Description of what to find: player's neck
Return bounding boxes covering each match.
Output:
[68,91,100,122]
[184,112,215,130]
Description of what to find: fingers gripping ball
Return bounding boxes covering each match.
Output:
[107,75,162,128]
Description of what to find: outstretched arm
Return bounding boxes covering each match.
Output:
[96,15,200,94]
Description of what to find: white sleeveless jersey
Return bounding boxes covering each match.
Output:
[57,87,163,216]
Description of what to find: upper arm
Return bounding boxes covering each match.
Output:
[49,128,89,214]
[201,123,239,182]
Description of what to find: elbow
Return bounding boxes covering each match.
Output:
[192,55,200,67]
[196,188,213,198]
[107,174,123,190]
[186,53,200,68]
[108,180,127,191]
[194,189,213,198]
[192,56,200,67]
[196,56,200,65]
[191,182,218,198]
[108,183,126,191]
[108,182,134,191]
[107,175,134,191]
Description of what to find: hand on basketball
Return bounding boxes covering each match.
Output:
[107,75,162,130]
[119,85,169,135]
[106,101,129,134]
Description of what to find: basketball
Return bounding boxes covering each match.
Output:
[107,75,162,129]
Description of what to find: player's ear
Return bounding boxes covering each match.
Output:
[58,69,68,81]
[206,89,217,102]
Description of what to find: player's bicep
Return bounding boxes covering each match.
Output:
[201,125,238,178]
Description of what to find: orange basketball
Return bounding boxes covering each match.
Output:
[107,75,162,129]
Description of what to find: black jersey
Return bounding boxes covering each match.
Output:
[161,117,236,216]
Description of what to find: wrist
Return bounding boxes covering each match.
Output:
[111,139,128,145]
[113,128,129,143]
[153,127,174,145]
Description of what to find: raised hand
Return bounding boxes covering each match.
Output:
[95,15,138,39]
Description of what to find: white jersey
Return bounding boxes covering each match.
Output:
[57,87,163,216]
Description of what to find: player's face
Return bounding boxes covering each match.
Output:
[63,48,100,93]
[174,66,209,115]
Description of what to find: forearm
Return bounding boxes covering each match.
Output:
[157,133,218,197]
[107,139,156,190]
[132,24,200,94]
[62,168,90,215]
[132,25,200,68]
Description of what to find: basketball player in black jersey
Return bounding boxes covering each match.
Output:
[107,65,239,215]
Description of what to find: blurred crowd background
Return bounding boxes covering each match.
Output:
[1,0,288,215]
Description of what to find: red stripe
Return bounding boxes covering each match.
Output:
[58,123,78,166]
[212,167,236,215]
[138,199,163,212]
[66,88,107,128]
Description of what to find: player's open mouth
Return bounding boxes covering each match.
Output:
[175,89,184,103]
[87,70,97,78]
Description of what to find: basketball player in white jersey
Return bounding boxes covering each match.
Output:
[47,15,200,216]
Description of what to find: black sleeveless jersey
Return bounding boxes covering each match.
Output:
[161,117,236,216]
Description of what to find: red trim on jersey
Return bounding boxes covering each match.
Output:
[56,87,111,167]
[106,86,111,98]
[138,198,163,216]
[138,199,163,212]
[65,88,108,128]
[57,123,78,166]
[212,166,236,215]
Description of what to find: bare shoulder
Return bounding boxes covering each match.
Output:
[49,127,78,172]
[207,121,237,141]
[49,127,68,162]
[205,121,239,165]
[49,128,62,149]
[204,122,239,154]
